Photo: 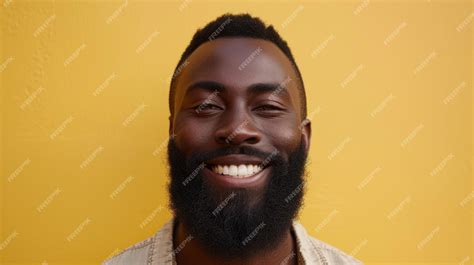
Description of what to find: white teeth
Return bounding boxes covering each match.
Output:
[251,165,258,173]
[229,165,238,176]
[246,165,253,174]
[238,165,247,176]
[211,164,263,178]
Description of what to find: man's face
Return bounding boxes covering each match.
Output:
[168,37,311,258]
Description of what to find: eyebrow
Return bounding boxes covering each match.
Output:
[185,81,225,95]
[185,81,290,97]
[248,83,289,97]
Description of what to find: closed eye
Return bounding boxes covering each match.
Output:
[254,104,285,111]
[193,103,223,112]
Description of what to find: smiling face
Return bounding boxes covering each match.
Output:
[171,37,310,191]
[167,37,311,258]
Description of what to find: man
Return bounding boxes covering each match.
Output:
[104,14,362,265]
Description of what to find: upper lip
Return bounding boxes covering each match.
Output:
[205,154,266,167]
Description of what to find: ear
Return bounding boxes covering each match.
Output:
[168,115,174,137]
[300,118,312,156]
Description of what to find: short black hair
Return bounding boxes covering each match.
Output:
[169,13,307,119]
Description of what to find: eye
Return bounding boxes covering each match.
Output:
[193,103,223,113]
[254,104,284,111]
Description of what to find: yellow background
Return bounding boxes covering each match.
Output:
[0,0,472,264]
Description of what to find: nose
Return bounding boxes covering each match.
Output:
[214,111,261,146]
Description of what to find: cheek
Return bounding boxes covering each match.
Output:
[262,119,303,156]
[173,118,216,153]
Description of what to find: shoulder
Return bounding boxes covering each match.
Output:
[307,235,363,265]
[102,220,174,265]
[102,236,155,265]
[292,221,363,265]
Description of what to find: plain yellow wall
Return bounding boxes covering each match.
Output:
[1,1,472,264]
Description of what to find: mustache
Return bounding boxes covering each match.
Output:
[185,145,277,168]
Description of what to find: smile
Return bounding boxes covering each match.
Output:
[209,164,263,178]
[202,154,272,188]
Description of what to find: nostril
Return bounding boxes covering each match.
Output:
[214,123,262,145]
[219,136,231,144]
[246,136,259,144]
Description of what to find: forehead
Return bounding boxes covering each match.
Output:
[174,37,301,108]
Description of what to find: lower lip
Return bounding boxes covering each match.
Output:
[202,166,271,189]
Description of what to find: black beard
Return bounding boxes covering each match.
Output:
[167,139,308,259]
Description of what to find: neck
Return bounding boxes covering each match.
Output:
[173,219,298,265]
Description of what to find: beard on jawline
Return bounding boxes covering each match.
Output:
[167,138,308,259]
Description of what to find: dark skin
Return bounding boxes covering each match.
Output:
[169,38,311,265]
